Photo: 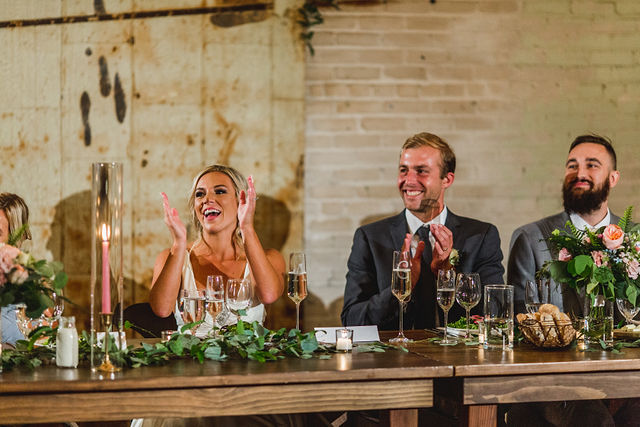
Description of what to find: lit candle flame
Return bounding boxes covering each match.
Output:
[101,224,110,242]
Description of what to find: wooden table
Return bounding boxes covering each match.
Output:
[0,347,451,425]
[390,330,640,427]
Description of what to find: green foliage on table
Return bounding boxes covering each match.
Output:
[447,317,479,330]
[1,320,406,371]
[1,326,57,370]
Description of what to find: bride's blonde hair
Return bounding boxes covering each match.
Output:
[187,165,248,254]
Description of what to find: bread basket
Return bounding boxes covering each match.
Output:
[519,318,576,348]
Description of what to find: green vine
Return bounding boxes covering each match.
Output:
[1,320,406,371]
[298,0,339,56]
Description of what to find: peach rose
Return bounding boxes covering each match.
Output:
[558,248,572,262]
[602,224,624,250]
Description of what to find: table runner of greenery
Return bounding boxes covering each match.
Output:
[1,320,405,371]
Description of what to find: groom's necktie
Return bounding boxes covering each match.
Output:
[413,225,436,328]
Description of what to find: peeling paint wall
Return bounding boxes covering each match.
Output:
[0,0,304,331]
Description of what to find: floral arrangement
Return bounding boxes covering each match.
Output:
[0,243,67,318]
[540,206,640,306]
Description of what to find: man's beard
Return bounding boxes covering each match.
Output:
[562,177,610,215]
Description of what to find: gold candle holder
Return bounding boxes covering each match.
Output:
[98,313,121,373]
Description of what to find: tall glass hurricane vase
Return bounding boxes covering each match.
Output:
[389,250,412,344]
[90,162,124,372]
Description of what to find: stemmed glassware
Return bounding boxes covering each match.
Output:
[287,252,308,331]
[206,275,227,331]
[389,250,412,344]
[178,289,206,333]
[225,278,253,324]
[525,279,550,314]
[436,269,457,345]
[455,273,481,339]
[41,289,64,327]
[616,298,640,326]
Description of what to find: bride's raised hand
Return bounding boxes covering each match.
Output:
[237,175,257,231]
[161,192,187,249]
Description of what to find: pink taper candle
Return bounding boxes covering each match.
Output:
[101,224,111,313]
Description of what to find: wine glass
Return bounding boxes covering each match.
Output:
[525,279,550,314]
[389,250,412,344]
[616,298,640,326]
[287,252,308,331]
[455,273,481,339]
[178,289,206,333]
[225,278,253,324]
[41,289,64,327]
[206,275,226,330]
[437,269,457,345]
[14,303,34,338]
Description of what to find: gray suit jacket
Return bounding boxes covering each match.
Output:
[342,209,505,330]
[507,211,620,316]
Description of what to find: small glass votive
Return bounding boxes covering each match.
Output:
[477,320,486,346]
[161,330,175,342]
[336,328,353,352]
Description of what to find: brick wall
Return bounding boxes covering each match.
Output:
[305,0,640,326]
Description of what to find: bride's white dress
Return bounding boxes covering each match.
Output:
[174,250,266,337]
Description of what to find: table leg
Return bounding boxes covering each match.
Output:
[464,404,497,427]
[388,408,418,427]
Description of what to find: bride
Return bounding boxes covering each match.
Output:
[149,165,284,334]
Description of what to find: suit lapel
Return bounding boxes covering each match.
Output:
[389,211,408,251]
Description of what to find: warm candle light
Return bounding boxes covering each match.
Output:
[101,224,111,314]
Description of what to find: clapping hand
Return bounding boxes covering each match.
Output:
[161,192,187,249]
[402,233,425,289]
[237,175,257,231]
[429,224,453,274]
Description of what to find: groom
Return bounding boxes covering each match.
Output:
[341,132,504,330]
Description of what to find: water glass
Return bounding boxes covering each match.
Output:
[525,278,550,314]
[206,275,226,327]
[178,289,206,332]
[483,284,514,350]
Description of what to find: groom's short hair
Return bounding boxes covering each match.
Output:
[569,134,617,170]
[401,132,456,178]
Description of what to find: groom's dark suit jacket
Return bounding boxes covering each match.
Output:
[341,209,505,330]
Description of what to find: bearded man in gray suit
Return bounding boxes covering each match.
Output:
[508,134,621,316]
[507,134,638,427]
[341,132,505,330]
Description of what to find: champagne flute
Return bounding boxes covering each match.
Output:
[206,275,226,330]
[437,269,457,345]
[455,273,481,339]
[178,289,206,333]
[389,250,412,344]
[616,298,640,326]
[226,278,252,324]
[287,252,308,331]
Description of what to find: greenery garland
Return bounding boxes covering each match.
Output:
[1,320,405,371]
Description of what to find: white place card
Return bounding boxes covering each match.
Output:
[314,325,380,344]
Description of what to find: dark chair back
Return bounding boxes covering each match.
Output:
[121,302,177,338]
